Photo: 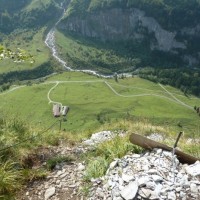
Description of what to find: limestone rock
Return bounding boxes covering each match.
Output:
[44,187,55,200]
[120,181,138,200]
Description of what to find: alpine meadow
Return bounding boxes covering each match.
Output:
[0,0,200,199]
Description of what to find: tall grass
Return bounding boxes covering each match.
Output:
[0,160,22,197]
[0,115,64,197]
[84,134,143,182]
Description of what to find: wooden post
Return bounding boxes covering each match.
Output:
[129,133,199,164]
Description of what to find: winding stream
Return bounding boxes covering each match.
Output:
[44,5,113,78]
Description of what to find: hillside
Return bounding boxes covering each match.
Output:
[55,0,200,96]
[0,71,200,199]
[0,0,65,34]
[0,0,69,88]
[60,0,200,65]
[0,0,200,96]
[0,71,200,134]
[1,2,200,199]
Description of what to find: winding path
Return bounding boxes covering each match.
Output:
[158,83,193,110]
[104,81,190,107]
[47,81,63,106]
[44,80,196,111]
[0,79,196,112]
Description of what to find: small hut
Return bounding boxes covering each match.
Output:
[53,104,61,117]
[61,106,70,116]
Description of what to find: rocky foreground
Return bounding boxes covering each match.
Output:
[89,149,200,200]
[20,131,200,200]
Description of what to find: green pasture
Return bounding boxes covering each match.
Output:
[0,28,50,74]
[0,72,199,135]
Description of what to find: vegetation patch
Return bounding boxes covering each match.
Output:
[46,155,74,170]
[83,134,143,182]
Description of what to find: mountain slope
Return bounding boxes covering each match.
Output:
[59,0,200,67]
[0,0,65,34]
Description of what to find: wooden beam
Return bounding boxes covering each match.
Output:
[129,133,199,164]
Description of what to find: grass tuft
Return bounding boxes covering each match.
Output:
[84,156,109,181]
[46,155,74,170]
[0,160,22,195]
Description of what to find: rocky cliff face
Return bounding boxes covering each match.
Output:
[59,8,200,65]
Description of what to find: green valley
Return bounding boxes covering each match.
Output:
[0,1,200,198]
[0,72,199,136]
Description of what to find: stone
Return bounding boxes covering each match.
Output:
[120,181,138,200]
[168,191,176,200]
[139,188,151,199]
[121,173,134,182]
[56,171,63,176]
[96,187,104,198]
[44,187,56,200]
[109,160,119,169]
[113,197,123,200]
[185,161,200,176]
[20,130,200,200]
[60,173,67,179]
[137,176,149,186]
[77,163,85,171]
[175,187,182,192]
[151,175,163,182]
[190,183,198,193]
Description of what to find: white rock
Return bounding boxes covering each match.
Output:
[148,169,159,175]
[180,191,186,200]
[146,181,156,190]
[113,197,123,200]
[151,175,163,182]
[122,173,134,182]
[137,176,149,186]
[190,183,198,193]
[175,187,182,192]
[154,183,162,195]
[139,188,151,199]
[56,170,63,176]
[96,187,104,198]
[109,160,118,169]
[131,154,141,158]
[120,181,138,200]
[185,161,200,176]
[77,163,85,171]
[168,191,176,200]
[44,187,56,200]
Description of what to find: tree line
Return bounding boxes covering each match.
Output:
[138,67,200,97]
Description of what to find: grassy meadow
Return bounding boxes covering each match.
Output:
[0,71,200,198]
[0,71,199,137]
[0,28,50,74]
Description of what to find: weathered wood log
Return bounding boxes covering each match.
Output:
[129,133,199,164]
